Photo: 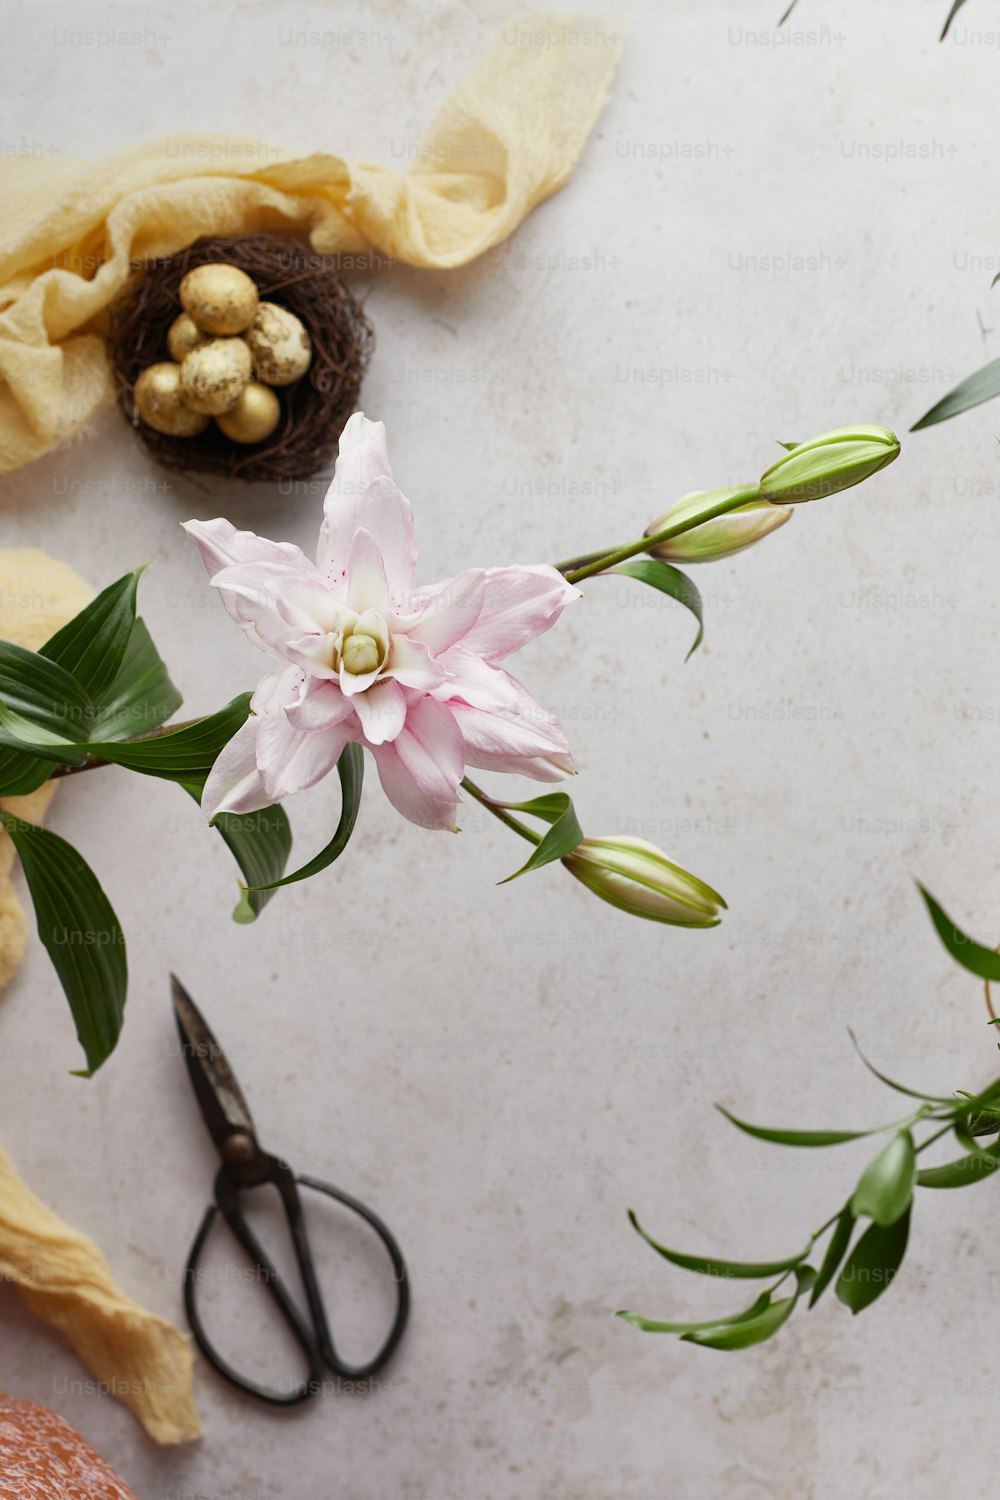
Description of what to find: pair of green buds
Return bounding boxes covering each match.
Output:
[645,426,900,563]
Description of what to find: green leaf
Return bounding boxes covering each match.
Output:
[716,1104,893,1148]
[0,811,126,1077]
[0,745,57,797]
[0,695,251,782]
[84,695,252,785]
[917,1139,1000,1188]
[628,1209,807,1279]
[41,569,142,699]
[809,1206,855,1307]
[231,742,364,916]
[835,1208,910,1314]
[939,0,971,36]
[911,356,1000,430]
[88,618,182,741]
[682,1267,815,1350]
[0,640,91,760]
[498,791,584,882]
[851,1130,916,1227]
[847,1028,954,1105]
[612,559,703,659]
[918,884,1000,982]
[616,1290,773,1335]
[213,804,293,923]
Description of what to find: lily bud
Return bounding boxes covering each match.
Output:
[759,426,899,504]
[562,836,725,928]
[645,486,791,563]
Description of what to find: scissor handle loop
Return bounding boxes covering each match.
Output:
[184,1156,409,1404]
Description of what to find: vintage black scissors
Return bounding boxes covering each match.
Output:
[172,975,410,1406]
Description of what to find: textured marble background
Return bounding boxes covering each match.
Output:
[2,0,1000,1496]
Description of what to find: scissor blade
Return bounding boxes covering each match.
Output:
[171,974,257,1154]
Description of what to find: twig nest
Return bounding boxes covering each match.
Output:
[109,233,374,483]
[167,313,211,362]
[216,383,282,444]
[179,338,252,415]
[179,263,259,335]
[245,302,313,386]
[133,363,210,437]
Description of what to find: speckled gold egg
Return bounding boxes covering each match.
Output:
[179,338,252,415]
[215,382,282,445]
[179,263,260,336]
[166,312,211,362]
[134,363,210,437]
[244,302,312,386]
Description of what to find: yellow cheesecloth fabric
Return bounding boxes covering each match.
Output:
[0,15,622,475]
[0,549,201,1445]
[0,1142,200,1445]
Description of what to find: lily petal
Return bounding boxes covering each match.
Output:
[356,475,417,607]
[351,678,407,745]
[317,414,395,589]
[184,518,316,580]
[387,633,449,692]
[431,647,519,712]
[371,696,464,829]
[404,569,486,654]
[209,560,339,657]
[201,715,271,819]
[284,678,355,732]
[449,670,575,780]
[346,527,392,618]
[458,565,580,661]
[258,712,355,803]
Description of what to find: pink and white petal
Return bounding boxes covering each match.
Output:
[251,663,305,715]
[387,632,449,692]
[338,661,381,697]
[201,715,271,819]
[355,475,417,607]
[370,696,465,830]
[457,565,580,661]
[286,632,340,680]
[351,678,407,745]
[430,647,519,712]
[458,740,576,782]
[316,415,394,587]
[447,670,575,777]
[404,569,485,654]
[204,560,338,662]
[346,527,392,618]
[284,678,355,732]
[184,518,316,582]
[257,712,354,804]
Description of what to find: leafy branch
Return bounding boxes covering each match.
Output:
[621,889,1000,1347]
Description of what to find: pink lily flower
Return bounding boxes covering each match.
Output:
[184,414,579,830]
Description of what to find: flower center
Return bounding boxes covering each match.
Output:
[335,606,390,682]
[342,632,382,675]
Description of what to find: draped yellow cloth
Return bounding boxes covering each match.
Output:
[0,1143,200,1445]
[0,15,622,475]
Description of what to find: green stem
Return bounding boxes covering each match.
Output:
[461,776,541,846]
[558,487,759,585]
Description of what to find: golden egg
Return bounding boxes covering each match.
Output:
[133,363,210,437]
[179,263,260,335]
[245,302,312,386]
[179,338,252,415]
[166,312,211,362]
[215,382,282,445]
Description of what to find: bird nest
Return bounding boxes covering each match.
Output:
[107,233,374,484]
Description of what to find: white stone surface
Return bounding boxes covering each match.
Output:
[2,0,1000,1495]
